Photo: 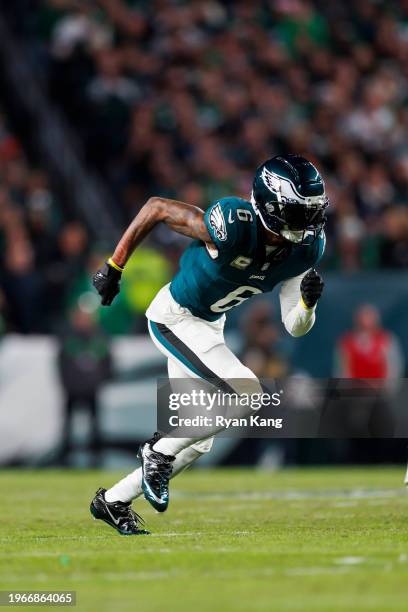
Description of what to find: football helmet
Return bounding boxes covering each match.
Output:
[251,154,329,243]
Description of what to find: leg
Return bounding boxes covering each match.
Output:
[105,358,214,504]
[107,314,260,510]
[104,442,209,503]
[138,317,261,510]
[147,318,261,456]
[164,358,215,457]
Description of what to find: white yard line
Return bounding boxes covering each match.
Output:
[335,556,366,566]
[286,566,351,576]
[173,488,407,502]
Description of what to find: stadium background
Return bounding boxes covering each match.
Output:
[0,0,407,467]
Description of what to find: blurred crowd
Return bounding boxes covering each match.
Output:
[36,0,408,270]
[1,0,408,334]
[0,110,70,333]
[0,109,172,333]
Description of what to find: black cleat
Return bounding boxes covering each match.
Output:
[90,488,149,536]
[138,432,175,512]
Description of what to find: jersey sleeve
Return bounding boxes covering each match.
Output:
[204,197,252,254]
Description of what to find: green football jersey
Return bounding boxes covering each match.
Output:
[170,197,325,321]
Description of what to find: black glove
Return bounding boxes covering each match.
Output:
[92,260,122,306]
[300,268,324,308]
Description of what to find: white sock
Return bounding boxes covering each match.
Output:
[104,445,203,504]
[152,436,196,456]
[104,467,143,503]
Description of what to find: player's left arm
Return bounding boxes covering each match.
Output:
[279,269,324,337]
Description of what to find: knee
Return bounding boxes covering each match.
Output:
[225,365,263,397]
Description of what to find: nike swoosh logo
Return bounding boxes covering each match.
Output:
[228,210,235,224]
[105,503,121,525]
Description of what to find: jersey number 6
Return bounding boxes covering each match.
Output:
[237,209,253,222]
[210,285,262,313]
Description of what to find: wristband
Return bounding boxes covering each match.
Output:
[108,257,124,272]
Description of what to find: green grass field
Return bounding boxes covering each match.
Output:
[0,468,407,611]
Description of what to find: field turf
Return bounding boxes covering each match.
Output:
[0,468,407,611]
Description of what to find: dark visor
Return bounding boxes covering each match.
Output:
[279,199,328,230]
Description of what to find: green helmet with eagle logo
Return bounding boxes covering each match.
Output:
[251,154,329,244]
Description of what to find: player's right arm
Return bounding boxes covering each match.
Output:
[93,197,211,305]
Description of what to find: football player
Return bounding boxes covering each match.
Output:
[90,154,328,535]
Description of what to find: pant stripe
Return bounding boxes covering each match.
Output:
[149,321,235,393]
